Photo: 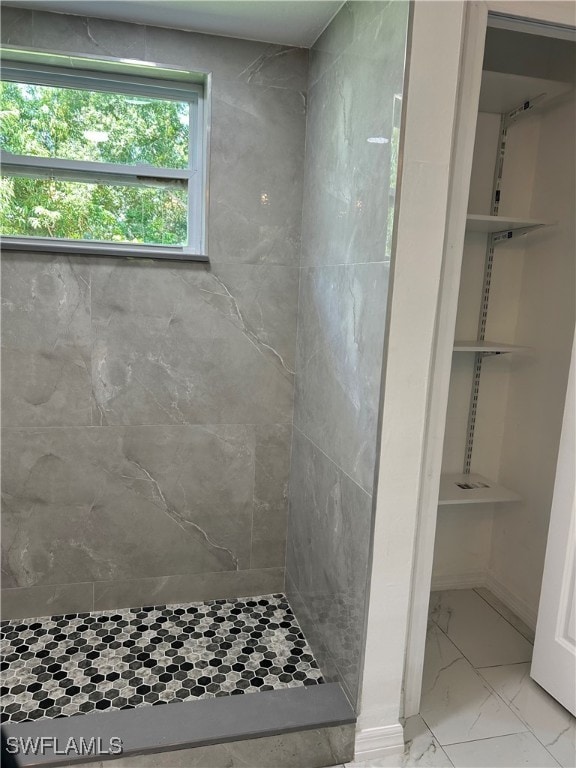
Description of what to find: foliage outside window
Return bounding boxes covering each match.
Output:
[0,53,207,260]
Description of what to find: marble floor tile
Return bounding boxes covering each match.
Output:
[473,588,535,643]
[429,590,533,668]
[344,715,453,767]
[420,624,525,746]
[478,663,576,768]
[444,732,560,767]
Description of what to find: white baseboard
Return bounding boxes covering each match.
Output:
[354,722,405,762]
[484,572,538,630]
[430,570,485,591]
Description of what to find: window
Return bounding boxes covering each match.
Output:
[0,50,208,260]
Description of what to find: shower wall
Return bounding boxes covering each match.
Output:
[286,1,409,706]
[0,7,307,618]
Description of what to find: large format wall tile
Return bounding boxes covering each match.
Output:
[307,1,386,88]
[90,260,295,425]
[0,6,32,47]
[294,263,388,493]
[301,2,408,268]
[32,10,146,60]
[252,424,292,569]
[1,426,255,587]
[1,254,92,427]
[209,83,306,266]
[93,568,285,612]
[0,3,306,614]
[0,583,94,620]
[145,24,308,90]
[286,0,408,710]
[286,428,372,704]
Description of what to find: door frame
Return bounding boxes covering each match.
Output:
[402,0,576,717]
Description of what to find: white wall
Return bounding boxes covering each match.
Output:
[490,95,576,624]
[432,111,539,586]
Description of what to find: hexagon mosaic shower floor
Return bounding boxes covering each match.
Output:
[0,593,323,724]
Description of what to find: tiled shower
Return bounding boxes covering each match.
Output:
[0,2,409,764]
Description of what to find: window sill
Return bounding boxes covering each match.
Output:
[1,237,209,263]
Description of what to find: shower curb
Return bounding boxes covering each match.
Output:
[4,683,356,766]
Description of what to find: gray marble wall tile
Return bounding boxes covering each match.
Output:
[144,25,308,90]
[251,424,292,569]
[93,568,285,612]
[90,259,295,425]
[1,8,306,614]
[308,1,398,88]
[29,10,146,59]
[0,582,94,620]
[0,5,32,47]
[208,83,306,266]
[294,263,389,493]
[286,429,373,705]
[302,5,408,267]
[286,0,408,710]
[285,571,341,689]
[1,254,92,427]
[207,265,298,373]
[1,425,255,587]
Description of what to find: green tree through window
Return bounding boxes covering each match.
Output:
[1,76,195,248]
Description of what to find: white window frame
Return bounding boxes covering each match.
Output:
[0,50,210,261]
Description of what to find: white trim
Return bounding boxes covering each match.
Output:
[488,12,576,40]
[354,723,405,762]
[431,571,486,592]
[1,153,191,184]
[485,571,538,630]
[402,0,488,719]
[358,0,470,736]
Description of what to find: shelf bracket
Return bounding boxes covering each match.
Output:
[504,93,547,129]
[492,224,545,243]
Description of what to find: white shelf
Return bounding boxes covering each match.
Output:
[454,341,526,354]
[466,214,547,234]
[439,473,521,506]
[479,71,574,114]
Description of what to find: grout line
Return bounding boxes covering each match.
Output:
[431,589,533,669]
[428,618,527,737]
[292,424,372,497]
[473,587,534,645]
[475,660,531,669]
[474,664,568,766]
[431,617,480,670]
[441,730,531,747]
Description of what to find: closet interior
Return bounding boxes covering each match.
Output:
[431,22,576,629]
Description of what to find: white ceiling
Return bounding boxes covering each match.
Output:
[4,0,344,47]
